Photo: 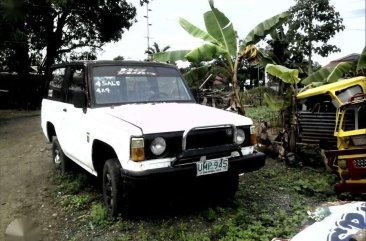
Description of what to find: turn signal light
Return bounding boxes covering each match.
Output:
[250,126,257,145]
[131,137,145,161]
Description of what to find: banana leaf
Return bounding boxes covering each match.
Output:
[301,67,333,85]
[183,66,209,86]
[204,0,237,56]
[327,62,354,83]
[240,11,289,52]
[152,50,190,62]
[265,64,300,85]
[257,49,276,66]
[356,46,366,73]
[179,18,219,44]
[185,44,226,62]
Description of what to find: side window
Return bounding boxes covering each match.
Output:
[48,68,65,101]
[342,108,355,131]
[67,67,85,104]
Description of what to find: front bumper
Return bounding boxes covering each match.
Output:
[121,151,266,181]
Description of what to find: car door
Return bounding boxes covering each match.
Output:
[61,66,91,168]
[46,67,69,148]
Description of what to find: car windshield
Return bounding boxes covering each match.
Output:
[91,65,193,105]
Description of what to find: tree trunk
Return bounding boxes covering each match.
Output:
[232,57,245,115]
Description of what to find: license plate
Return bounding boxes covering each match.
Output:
[196,158,228,176]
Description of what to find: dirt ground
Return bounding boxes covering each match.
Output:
[0,111,66,240]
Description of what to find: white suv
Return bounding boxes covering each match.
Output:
[41,61,265,216]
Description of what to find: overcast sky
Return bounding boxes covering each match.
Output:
[97,0,366,66]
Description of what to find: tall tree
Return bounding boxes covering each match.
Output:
[0,0,148,74]
[113,55,125,61]
[0,0,30,74]
[288,0,345,74]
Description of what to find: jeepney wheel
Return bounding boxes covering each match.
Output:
[102,158,127,217]
[52,137,71,175]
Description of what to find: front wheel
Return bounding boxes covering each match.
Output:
[52,137,71,175]
[102,158,126,217]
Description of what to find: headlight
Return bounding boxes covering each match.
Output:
[235,129,245,145]
[150,137,166,156]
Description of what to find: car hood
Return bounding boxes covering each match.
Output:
[99,103,253,134]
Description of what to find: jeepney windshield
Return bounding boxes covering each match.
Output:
[91,65,193,105]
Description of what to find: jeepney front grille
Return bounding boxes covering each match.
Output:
[354,159,366,168]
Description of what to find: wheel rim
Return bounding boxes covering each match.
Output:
[54,149,61,166]
[104,172,113,210]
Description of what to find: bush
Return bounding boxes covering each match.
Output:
[241,87,277,107]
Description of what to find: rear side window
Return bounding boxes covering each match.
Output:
[48,68,66,101]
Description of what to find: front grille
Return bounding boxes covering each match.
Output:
[354,159,366,168]
[144,126,251,160]
[186,127,233,149]
[186,126,250,149]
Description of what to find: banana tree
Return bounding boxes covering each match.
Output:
[265,64,301,161]
[301,46,366,86]
[153,0,288,114]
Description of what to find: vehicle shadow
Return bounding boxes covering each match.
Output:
[68,163,236,219]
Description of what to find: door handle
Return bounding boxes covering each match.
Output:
[63,108,67,112]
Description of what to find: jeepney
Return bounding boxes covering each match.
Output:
[297,76,366,194]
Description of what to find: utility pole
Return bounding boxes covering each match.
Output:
[144,3,152,57]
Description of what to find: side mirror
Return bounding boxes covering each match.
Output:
[190,88,200,103]
[73,90,87,109]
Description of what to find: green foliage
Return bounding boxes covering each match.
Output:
[301,67,333,85]
[241,12,289,51]
[60,193,95,211]
[288,0,345,73]
[293,174,336,196]
[327,62,354,82]
[245,106,278,122]
[153,50,191,62]
[241,86,277,107]
[152,0,288,111]
[183,66,210,87]
[356,46,366,74]
[90,203,112,227]
[52,156,342,241]
[205,0,237,56]
[55,173,89,195]
[301,46,366,86]
[265,64,300,85]
[113,55,125,61]
[264,93,285,111]
[0,0,141,73]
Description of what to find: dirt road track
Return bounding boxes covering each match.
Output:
[0,114,66,240]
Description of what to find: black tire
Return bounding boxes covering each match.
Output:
[52,137,71,175]
[222,173,239,199]
[211,173,239,200]
[102,158,125,217]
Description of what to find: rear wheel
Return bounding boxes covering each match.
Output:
[102,158,128,217]
[52,137,71,175]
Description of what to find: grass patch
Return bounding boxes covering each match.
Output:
[54,158,341,240]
